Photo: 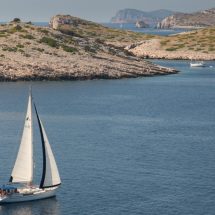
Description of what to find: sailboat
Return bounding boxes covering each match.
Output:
[0,91,61,204]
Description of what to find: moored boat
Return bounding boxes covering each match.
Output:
[190,61,205,67]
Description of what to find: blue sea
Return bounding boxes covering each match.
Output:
[0,21,215,214]
[0,60,215,214]
[33,22,192,36]
[102,23,192,36]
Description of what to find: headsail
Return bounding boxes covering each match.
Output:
[34,104,61,189]
[10,93,33,183]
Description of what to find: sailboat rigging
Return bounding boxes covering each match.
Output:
[0,91,61,204]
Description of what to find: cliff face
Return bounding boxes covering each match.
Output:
[111,9,175,26]
[157,8,215,29]
[157,16,176,29]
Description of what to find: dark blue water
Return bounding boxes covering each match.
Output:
[32,22,191,36]
[102,23,192,36]
[0,21,187,36]
[0,60,215,214]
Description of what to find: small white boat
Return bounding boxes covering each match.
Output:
[0,91,61,204]
[190,61,205,67]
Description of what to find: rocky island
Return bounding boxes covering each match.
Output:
[126,27,215,60]
[157,8,215,29]
[0,15,177,81]
[111,9,175,27]
[135,21,149,28]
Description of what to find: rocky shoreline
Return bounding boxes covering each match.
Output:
[0,18,178,82]
[0,51,178,82]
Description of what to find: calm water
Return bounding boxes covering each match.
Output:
[33,22,192,36]
[102,23,192,36]
[0,60,215,215]
[0,21,189,36]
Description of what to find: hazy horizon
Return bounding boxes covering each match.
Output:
[0,0,214,22]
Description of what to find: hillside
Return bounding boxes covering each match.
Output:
[0,16,176,81]
[127,27,215,60]
[111,9,175,26]
[50,15,156,47]
[157,8,215,29]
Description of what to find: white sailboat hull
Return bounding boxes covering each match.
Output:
[0,187,58,204]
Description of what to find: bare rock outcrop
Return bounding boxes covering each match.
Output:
[157,15,176,29]
[135,21,149,28]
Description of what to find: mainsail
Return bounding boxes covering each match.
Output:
[34,104,61,188]
[10,93,33,183]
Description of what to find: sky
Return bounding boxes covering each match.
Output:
[0,0,214,22]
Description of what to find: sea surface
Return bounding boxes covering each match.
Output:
[0,60,215,215]
[0,21,189,36]
[35,22,191,36]
[102,23,192,36]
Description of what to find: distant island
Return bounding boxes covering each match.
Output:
[111,8,215,29]
[111,9,175,27]
[0,16,177,81]
[157,8,215,29]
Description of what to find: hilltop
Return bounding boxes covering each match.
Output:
[157,8,215,29]
[0,16,176,81]
[111,9,175,26]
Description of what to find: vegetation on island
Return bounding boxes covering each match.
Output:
[126,27,215,59]
[0,17,177,81]
[1,15,213,60]
[0,14,214,81]
[49,15,215,57]
[159,28,215,53]
[55,15,157,47]
[0,20,79,58]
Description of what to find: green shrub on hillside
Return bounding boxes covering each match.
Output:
[160,40,169,46]
[2,47,18,52]
[32,47,45,52]
[166,47,178,51]
[61,45,77,53]
[8,25,25,34]
[40,37,58,48]
[16,44,24,48]
[38,28,49,35]
[21,34,35,40]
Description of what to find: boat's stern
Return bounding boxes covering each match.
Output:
[0,195,9,204]
[0,184,19,204]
